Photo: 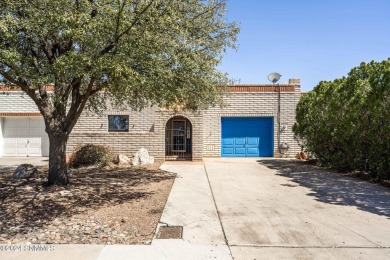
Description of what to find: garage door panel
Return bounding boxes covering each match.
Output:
[4,138,17,145]
[235,138,246,145]
[222,138,234,145]
[247,137,259,145]
[246,148,259,156]
[28,145,42,156]
[235,147,246,155]
[28,137,41,144]
[3,138,17,155]
[29,137,42,156]
[4,147,17,155]
[17,138,28,144]
[16,138,28,156]
[28,148,41,156]
[222,147,234,156]
[221,117,273,157]
[3,117,48,157]
[17,147,28,155]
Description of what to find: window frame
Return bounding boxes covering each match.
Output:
[107,115,129,132]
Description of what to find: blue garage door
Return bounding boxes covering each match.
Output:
[221,117,274,157]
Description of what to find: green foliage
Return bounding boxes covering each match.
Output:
[70,144,113,168]
[0,0,238,113]
[293,59,390,181]
[0,0,238,184]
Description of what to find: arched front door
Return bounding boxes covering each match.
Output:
[165,117,192,160]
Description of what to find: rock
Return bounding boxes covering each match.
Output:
[119,154,131,164]
[22,186,34,191]
[59,190,72,197]
[113,154,131,165]
[132,153,140,166]
[132,148,154,166]
[12,164,37,179]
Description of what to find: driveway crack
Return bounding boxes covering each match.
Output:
[203,162,233,259]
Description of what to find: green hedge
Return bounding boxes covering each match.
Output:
[293,59,390,181]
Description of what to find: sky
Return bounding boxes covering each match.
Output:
[219,0,390,91]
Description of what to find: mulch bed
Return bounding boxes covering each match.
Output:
[0,164,176,244]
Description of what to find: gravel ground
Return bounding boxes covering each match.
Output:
[0,163,175,245]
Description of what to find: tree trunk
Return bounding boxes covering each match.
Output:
[48,133,69,185]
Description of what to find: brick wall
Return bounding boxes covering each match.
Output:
[68,107,204,160]
[1,81,302,159]
[72,105,156,133]
[203,83,301,158]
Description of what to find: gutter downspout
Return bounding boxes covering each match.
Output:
[277,83,281,157]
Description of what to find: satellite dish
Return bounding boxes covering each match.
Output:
[268,73,282,83]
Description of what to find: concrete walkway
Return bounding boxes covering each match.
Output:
[1,158,390,259]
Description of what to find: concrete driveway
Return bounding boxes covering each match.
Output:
[204,158,390,259]
[0,156,48,173]
[1,158,389,260]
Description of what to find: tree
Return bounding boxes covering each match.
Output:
[0,0,238,185]
[293,59,390,181]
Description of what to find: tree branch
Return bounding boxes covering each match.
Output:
[114,0,127,38]
[38,83,48,100]
[0,69,27,89]
[192,1,224,21]
[63,77,82,103]
[99,0,156,57]
[64,77,96,134]
[41,42,54,64]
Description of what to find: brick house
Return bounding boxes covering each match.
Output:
[0,79,301,160]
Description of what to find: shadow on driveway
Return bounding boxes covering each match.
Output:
[258,159,390,218]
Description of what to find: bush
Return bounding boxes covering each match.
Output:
[69,144,113,168]
[293,59,390,181]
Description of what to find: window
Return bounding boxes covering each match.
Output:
[108,115,129,132]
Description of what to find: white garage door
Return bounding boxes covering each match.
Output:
[3,117,49,157]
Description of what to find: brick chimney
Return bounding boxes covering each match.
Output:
[288,78,300,85]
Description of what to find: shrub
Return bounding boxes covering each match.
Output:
[293,59,390,181]
[69,144,113,168]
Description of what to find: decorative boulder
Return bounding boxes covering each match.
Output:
[12,164,38,179]
[132,148,154,166]
[113,154,131,165]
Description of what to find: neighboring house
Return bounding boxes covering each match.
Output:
[0,79,301,160]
